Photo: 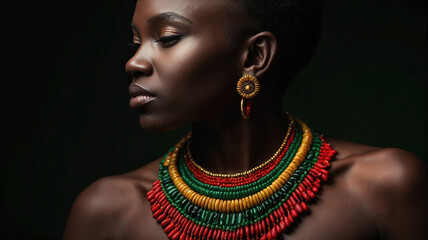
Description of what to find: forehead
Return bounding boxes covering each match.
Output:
[132,0,242,27]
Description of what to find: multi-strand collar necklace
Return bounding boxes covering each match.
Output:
[147,114,336,240]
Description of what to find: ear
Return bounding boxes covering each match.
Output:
[241,31,278,78]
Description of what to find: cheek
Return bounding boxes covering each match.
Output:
[154,38,241,112]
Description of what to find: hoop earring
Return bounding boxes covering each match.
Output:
[236,75,260,119]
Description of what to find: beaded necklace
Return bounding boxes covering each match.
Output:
[186,116,295,179]
[147,116,336,240]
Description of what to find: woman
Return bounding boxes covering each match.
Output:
[64,0,428,239]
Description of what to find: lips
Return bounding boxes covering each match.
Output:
[129,84,156,109]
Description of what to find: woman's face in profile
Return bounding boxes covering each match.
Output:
[126,0,248,132]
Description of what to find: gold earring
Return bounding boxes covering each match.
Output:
[236,75,260,119]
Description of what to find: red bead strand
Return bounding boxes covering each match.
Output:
[185,129,296,187]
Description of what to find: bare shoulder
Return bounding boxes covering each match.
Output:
[328,138,427,195]
[63,157,163,240]
[327,138,428,239]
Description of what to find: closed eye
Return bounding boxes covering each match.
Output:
[155,35,182,47]
[128,42,141,49]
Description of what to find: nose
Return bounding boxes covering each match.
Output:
[125,46,154,78]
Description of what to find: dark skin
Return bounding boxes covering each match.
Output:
[63,0,428,239]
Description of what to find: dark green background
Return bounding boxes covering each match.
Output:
[2,0,426,239]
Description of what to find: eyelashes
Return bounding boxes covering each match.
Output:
[128,42,141,50]
[155,35,183,47]
[128,35,183,52]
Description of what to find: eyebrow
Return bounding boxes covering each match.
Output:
[148,12,193,25]
[131,12,193,32]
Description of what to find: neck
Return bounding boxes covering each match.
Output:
[190,100,289,175]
